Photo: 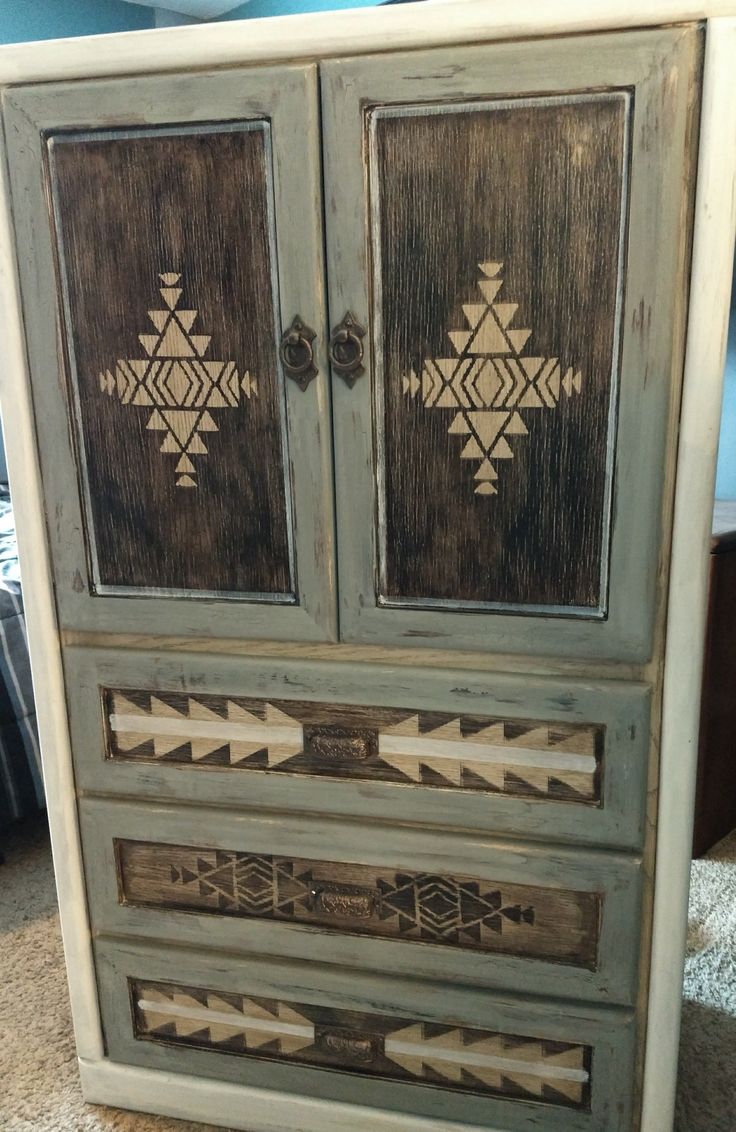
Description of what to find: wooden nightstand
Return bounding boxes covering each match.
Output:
[694,501,736,856]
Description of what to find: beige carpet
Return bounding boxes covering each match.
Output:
[676,827,736,1132]
[1,813,734,1131]
[0,815,231,1132]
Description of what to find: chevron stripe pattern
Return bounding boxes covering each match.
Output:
[402,261,583,495]
[105,689,603,805]
[117,839,600,967]
[97,271,256,488]
[132,978,592,1110]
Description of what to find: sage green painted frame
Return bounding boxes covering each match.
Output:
[94,936,637,1132]
[322,28,699,661]
[2,64,336,641]
[65,645,651,852]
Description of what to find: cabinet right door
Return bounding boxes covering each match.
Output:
[323,27,702,660]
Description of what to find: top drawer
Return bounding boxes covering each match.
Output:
[65,646,651,852]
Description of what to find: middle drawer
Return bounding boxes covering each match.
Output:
[79,797,642,1006]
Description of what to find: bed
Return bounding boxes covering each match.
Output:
[0,484,43,831]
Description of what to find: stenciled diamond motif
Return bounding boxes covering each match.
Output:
[403,260,584,496]
[164,849,537,949]
[97,271,257,488]
[377,872,535,945]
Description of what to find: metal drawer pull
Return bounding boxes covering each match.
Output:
[279,315,318,390]
[304,726,376,762]
[310,882,380,919]
[328,310,366,385]
[316,1026,380,1064]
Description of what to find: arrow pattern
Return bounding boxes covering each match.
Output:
[98,271,257,488]
[116,839,599,967]
[402,261,584,495]
[133,978,592,1110]
[105,689,603,805]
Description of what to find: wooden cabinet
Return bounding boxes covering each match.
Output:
[0,7,733,1132]
[4,31,697,659]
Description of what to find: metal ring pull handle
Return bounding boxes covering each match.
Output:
[329,311,366,386]
[280,315,318,391]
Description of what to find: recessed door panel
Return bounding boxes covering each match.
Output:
[4,64,335,640]
[372,94,627,615]
[48,123,293,601]
[324,29,701,658]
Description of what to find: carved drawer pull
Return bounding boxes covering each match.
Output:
[310,882,380,919]
[279,315,318,390]
[316,1026,380,1064]
[304,726,376,762]
[328,311,366,385]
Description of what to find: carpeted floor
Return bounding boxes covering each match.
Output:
[0,813,734,1131]
[676,827,736,1132]
[0,815,229,1132]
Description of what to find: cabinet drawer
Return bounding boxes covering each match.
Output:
[80,798,641,1005]
[67,646,651,851]
[95,937,637,1131]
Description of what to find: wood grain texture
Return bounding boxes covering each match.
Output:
[373,94,627,612]
[47,123,293,598]
[130,975,592,1111]
[104,687,604,805]
[115,838,600,969]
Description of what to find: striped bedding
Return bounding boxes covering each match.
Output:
[0,486,43,829]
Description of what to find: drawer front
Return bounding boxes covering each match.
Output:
[80,798,642,1005]
[106,687,604,807]
[115,838,599,969]
[3,65,335,642]
[66,647,651,851]
[323,28,700,660]
[96,938,638,1131]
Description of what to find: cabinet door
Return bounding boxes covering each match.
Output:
[323,28,700,660]
[3,65,335,641]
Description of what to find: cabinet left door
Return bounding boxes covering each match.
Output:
[3,65,336,641]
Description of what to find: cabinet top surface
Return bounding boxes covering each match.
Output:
[0,0,727,87]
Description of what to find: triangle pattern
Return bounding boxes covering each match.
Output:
[404,260,585,494]
[96,270,257,489]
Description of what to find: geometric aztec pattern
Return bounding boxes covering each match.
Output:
[106,690,603,805]
[133,978,592,1110]
[403,261,583,495]
[98,271,256,488]
[117,842,553,955]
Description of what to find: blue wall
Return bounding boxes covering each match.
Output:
[218,0,382,19]
[716,310,736,499]
[0,0,154,44]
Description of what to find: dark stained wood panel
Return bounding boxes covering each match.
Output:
[131,976,592,1109]
[47,124,293,598]
[116,838,600,969]
[103,687,605,806]
[371,94,629,613]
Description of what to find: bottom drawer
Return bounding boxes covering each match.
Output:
[95,939,637,1132]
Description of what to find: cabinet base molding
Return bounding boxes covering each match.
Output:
[79,1058,485,1132]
